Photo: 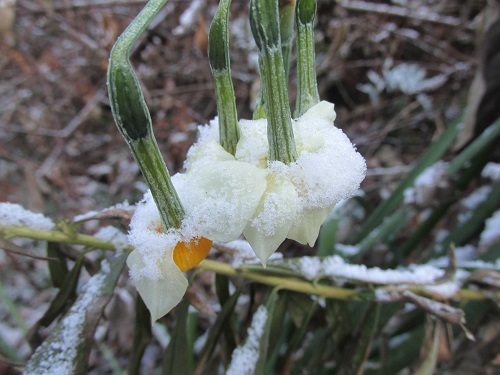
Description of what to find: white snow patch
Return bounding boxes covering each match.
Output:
[321,255,444,284]
[481,162,500,181]
[94,226,129,252]
[226,305,268,375]
[335,243,360,257]
[297,256,322,280]
[461,186,492,210]
[290,255,468,297]
[0,202,54,230]
[479,210,500,248]
[404,161,449,205]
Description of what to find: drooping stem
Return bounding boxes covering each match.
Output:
[295,0,320,117]
[250,0,298,164]
[107,0,185,230]
[208,0,240,155]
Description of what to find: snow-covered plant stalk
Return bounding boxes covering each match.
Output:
[107,0,184,231]
[208,0,240,155]
[250,0,298,164]
[295,0,320,117]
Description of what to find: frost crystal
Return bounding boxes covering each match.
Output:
[0,202,54,231]
[226,305,268,375]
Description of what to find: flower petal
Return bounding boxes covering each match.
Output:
[287,204,336,246]
[173,159,268,243]
[127,250,188,323]
[243,176,298,265]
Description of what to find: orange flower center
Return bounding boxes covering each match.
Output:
[173,237,213,272]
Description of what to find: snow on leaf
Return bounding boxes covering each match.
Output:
[24,255,127,375]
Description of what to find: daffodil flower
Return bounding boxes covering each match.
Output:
[244,102,365,264]
[126,147,268,321]
[183,101,366,265]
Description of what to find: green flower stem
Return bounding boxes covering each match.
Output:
[0,225,130,251]
[295,0,319,117]
[208,0,240,155]
[108,0,185,230]
[199,259,360,299]
[252,91,267,120]
[279,0,296,83]
[250,0,298,164]
[130,137,185,229]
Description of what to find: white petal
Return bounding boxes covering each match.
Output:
[185,140,235,169]
[235,118,269,168]
[287,204,336,246]
[175,160,268,242]
[243,176,298,266]
[302,100,336,123]
[127,250,188,323]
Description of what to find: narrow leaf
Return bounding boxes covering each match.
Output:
[127,295,152,375]
[194,284,243,374]
[47,242,69,288]
[162,300,192,375]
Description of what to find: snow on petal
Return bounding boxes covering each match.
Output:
[174,154,269,243]
[127,250,188,323]
[235,118,269,168]
[243,176,298,265]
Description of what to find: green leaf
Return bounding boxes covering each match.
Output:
[439,180,500,256]
[226,288,279,374]
[317,216,339,256]
[47,242,69,288]
[353,114,463,243]
[195,283,242,374]
[265,290,291,373]
[337,303,381,375]
[285,292,317,328]
[24,254,127,375]
[254,288,279,374]
[351,207,412,262]
[29,254,85,349]
[162,300,193,375]
[127,295,152,375]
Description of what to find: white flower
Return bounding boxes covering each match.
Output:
[186,101,366,265]
[127,143,268,321]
